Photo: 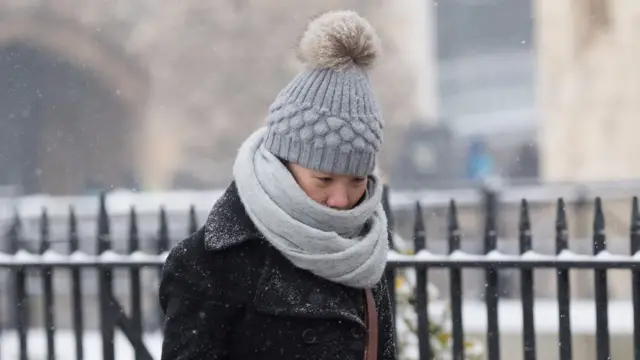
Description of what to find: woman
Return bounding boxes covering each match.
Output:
[159,9,396,360]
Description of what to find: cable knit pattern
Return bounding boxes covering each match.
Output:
[263,68,383,176]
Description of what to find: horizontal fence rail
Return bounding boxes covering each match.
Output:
[0,187,639,360]
[2,251,640,268]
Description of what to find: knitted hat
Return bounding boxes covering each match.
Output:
[263,10,384,177]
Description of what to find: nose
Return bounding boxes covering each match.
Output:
[326,186,350,210]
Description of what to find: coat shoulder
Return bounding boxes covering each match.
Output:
[166,226,267,269]
[162,227,268,302]
[162,227,211,275]
[203,182,263,252]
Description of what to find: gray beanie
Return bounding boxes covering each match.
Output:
[263,10,384,177]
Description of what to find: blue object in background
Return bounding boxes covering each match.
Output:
[466,138,494,180]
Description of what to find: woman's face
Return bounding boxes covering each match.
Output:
[287,163,368,210]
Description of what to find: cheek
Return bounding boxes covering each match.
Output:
[348,183,368,204]
[297,179,328,204]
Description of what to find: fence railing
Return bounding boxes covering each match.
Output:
[1,187,640,360]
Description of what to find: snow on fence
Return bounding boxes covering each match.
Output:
[0,187,640,360]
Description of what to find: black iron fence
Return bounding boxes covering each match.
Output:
[0,187,639,360]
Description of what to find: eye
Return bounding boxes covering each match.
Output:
[352,177,366,184]
[317,177,332,183]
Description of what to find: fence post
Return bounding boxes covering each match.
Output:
[555,198,572,360]
[97,192,115,360]
[482,185,500,360]
[129,206,144,359]
[39,208,56,360]
[630,197,640,360]
[9,212,28,360]
[518,199,536,360]
[592,198,610,360]
[412,201,430,360]
[68,207,84,360]
[381,184,397,358]
[157,207,169,331]
[448,200,465,360]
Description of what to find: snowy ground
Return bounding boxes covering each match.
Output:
[0,300,634,359]
[426,299,635,334]
[1,329,163,360]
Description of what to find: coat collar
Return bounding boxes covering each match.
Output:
[204,182,262,251]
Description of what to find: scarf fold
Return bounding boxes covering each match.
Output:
[232,127,389,289]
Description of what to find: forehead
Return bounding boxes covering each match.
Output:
[290,163,365,180]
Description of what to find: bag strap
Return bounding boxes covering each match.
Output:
[363,288,378,360]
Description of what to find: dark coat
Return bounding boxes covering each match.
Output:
[159,183,397,360]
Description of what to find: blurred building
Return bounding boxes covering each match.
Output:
[396,0,640,187]
[2,1,636,196]
[435,0,535,138]
[390,0,537,189]
[0,0,438,195]
[537,0,640,182]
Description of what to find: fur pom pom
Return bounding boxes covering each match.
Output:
[297,10,381,71]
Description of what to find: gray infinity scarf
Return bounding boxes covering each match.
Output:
[233,127,389,289]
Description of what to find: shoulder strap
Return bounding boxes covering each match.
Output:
[364,288,378,360]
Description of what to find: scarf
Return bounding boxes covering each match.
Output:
[232,127,389,289]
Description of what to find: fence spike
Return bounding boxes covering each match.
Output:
[483,188,498,252]
[39,207,50,254]
[69,206,79,253]
[556,198,566,227]
[97,192,111,254]
[448,199,459,229]
[12,207,20,226]
[519,199,530,232]
[129,207,140,253]
[631,197,640,254]
[189,205,198,235]
[519,199,531,253]
[593,197,605,249]
[447,199,460,252]
[8,210,22,254]
[158,206,169,255]
[413,201,425,252]
[13,207,22,230]
[555,198,568,253]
